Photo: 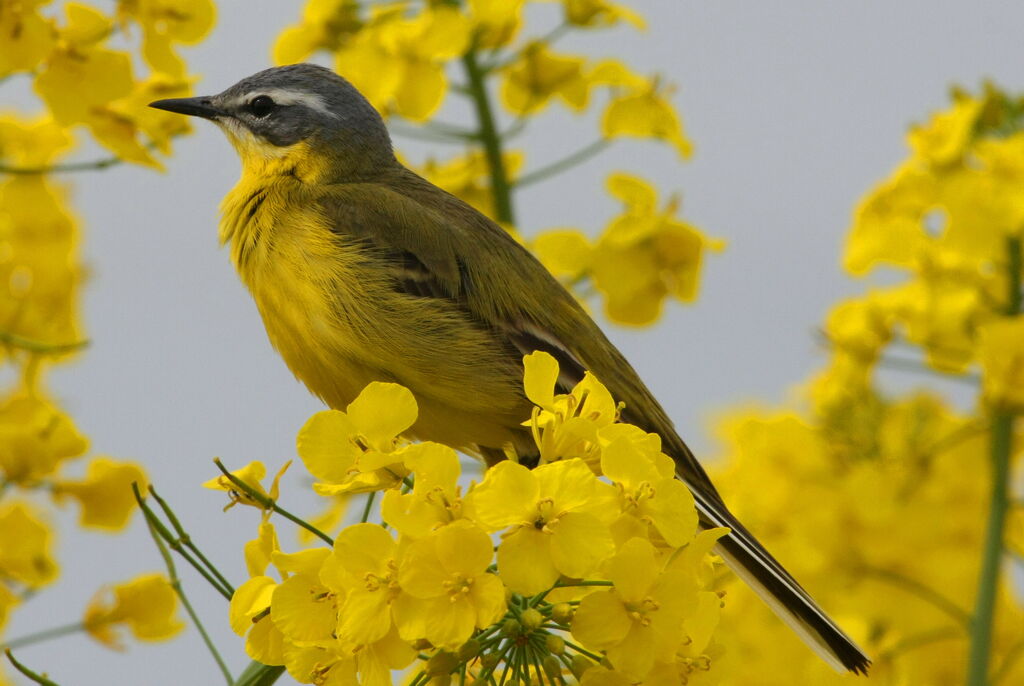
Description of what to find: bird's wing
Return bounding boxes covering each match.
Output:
[315,172,721,494]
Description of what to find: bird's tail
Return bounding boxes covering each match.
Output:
[689,485,871,674]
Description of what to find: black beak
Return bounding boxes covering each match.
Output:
[148,96,224,120]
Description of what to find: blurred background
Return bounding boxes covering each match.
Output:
[4,1,1024,684]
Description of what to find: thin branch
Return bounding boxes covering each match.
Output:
[5,650,60,686]
[142,504,234,685]
[0,155,125,176]
[514,140,611,189]
[212,459,334,546]
[390,121,478,145]
[877,626,962,660]
[1,622,85,651]
[0,330,89,355]
[861,565,971,629]
[133,483,234,600]
[149,485,235,596]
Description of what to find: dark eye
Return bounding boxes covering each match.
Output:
[248,95,275,118]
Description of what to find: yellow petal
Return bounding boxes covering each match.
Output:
[296,410,360,483]
[571,590,631,649]
[468,461,537,530]
[550,512,613,579]
[495,526,557,595]
[229,576,277,636]
[523,350,560,410]
[346,382,418,449]
[271,574,337,643]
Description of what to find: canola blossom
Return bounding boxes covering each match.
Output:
[221,352,724,686]
[0,0,211,679]
[710,85,1024,686]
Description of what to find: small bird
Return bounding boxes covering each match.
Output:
[151,64,869,674]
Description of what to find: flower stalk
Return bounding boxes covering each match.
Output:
[966,235,1021,686]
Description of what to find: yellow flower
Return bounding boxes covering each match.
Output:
[602,78,693,159]
[571,538,694,680]
[0,116,74,167]
[500,43,591,115]
[589,174,719,326]
[532,229,593,282]
[522,351,621,467]
[34,4,133,126]
[320,523,402,647]
[563,0,646,29]
[116,0,217,77]
[469,458,615,595]
[273,0,363,65]
[270,550,337,645]
[203,460,291,511]
[0,0,56,76]
[0,582,19,633]
[0,392,88,484]
[844,162,938,275]
[381,442,466,538]
[297,382,414,495]
[393,521,506,649]
[229,576,286,665]
[0,175,83,349]
[244,521,280,577]
[335,6,470,121]
[469,0,524,49]
[84,574,184,649]
[601,436,697,547]
[0,502,58,588]
[907,95,981,166]
[51,457,147,530]
[978,316,1024,410]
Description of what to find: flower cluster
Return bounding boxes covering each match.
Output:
[709,85,1024,684]
[275,0,710,326]
[0,0,211,677]
[220,353,724,686]
[535,173,721,325]
[3,0,213,167]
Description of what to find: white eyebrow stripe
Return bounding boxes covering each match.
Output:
[236,89,336,118]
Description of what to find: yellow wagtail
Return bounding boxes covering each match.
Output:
[150,63,869,674]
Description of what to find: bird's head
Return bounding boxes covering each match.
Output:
[149,63,394,180]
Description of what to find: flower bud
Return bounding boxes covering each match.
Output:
[480,652,500,670]
[520,608,543,632]
[542,655,562,680]
[545,634,565,655]
[550,603,573,626]
[458,639,481,661]
[570,654,593,679]
[501,618,521,637]
[426,652,459,676]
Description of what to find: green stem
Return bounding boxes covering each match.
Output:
[360,491,376,523]
[149,485,235,596]
[1,622,85,651]
[966,235,1021,686]
[133,484,234,600]
[0,330,90,355]
[141,502,234,684]
[515,140,611,189]
[213,459,334,546]
[461,48,515,225]
[232,661,286,686]
[4,650,60,686]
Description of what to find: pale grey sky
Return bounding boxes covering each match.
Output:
[7,1,1023,684]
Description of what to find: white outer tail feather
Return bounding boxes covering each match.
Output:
[688,481,869,673]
